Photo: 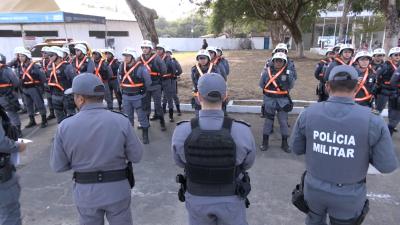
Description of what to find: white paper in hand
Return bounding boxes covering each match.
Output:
[10,138,33,165]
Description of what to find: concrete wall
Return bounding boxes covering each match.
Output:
[0,20,143,60]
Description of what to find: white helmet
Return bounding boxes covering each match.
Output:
[19,49,32,59]
[196,49,211,60]
[92,49,102,55]
[271,52,287,62]
[273,43,288,53]
[74,44,87,55]
[165,47,173,54]
[388,47,400,57]
[13,46,26,55]
[325,47,335,55]
[216,47,223,53]
[372,48,386,56]
[141,40,153,49]
[122,48,139,59]
[103,48,115,56]
[206,46,218,54]
[48,46,64,57]
[61,47,70,55]
[156,44,167,51]
[41,46,50,52]
[339,44,354,54]
[354,51,372,62]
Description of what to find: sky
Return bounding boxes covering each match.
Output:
[139,0,198,21]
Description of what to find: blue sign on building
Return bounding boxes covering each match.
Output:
[0,12,105,24]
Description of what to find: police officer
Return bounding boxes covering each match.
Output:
[92,49,113,109]
[156,44,176,122]
[267,43,298,80]
[61,46,72,64]
[324,44,355,81]
[191,50,222,116]
[50,73,143,225]
[40,46,56,120]
[72,44,95,74]
[371,48,386,72]
[290,65,399,225]
[207,46,227,77]
[7,47,27,114]
[353,51,376,108]
[46,46,76,123]
[172,73,256,225]
[259,52,295,152]
[0,54,22,137]
[314,47,335,102]
[0,106,27,225]
[387,62,400,135]
[119,48,152,144]
[163,48,182,116]
[375,47,400,113]
[332,43,342,56]
[15,48,48,128]
[140,40,167,131]
[104,49,122,111]
[216,47,230,76]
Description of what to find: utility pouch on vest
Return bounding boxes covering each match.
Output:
[176,174,187,202]
[282,94,294,112]
[126,161,135,189]
[236,171,251,208]
[291,171,309,214]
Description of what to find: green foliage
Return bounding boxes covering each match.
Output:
[155,14,209,37]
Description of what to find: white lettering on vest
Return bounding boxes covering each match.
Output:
[312,130,356,159]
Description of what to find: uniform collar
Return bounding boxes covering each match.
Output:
[327,96,355,104]
[80,103,106,111]
[199,110,224,118]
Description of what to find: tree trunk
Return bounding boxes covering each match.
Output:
[286,22,304,58]
[382,0,400,51]
[269,20,285,47]
[125,0,159,44]
[338,0,352,42]
[310,18,316,48]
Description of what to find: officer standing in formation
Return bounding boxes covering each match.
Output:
[290,65,399,225]
[0,54,22,137]
[259,52,295,152]
[41,46,56,120]
[191,49,221,115]
[119,48,152,144]
[352,51,375,108]
[72,44,95,74]
[92,49,113,109]
[370,48,386,72]
[207,46,227,77]
[104,49,122,111]
[140,40,167,131]
[15,48,48,128]
[156,44,176,122]
[172,73,256,225]
[314,47,335,102]
[46,46,76,123]
[61,47,72,63]
[50,73,143,225]
[163,47,182,116]
[216,47,230,76]
[324,44,354,81]
[0,105,27,225]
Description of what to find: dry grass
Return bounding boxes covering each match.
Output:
[173,50,321,103]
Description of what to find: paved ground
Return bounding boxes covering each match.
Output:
[14,111,400,225]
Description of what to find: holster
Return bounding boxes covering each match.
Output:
[291,171,309,214]
[235,171,251,208]
[176,174,187,202]
[282,94,294,112]
[126,161,135,189]
[0,161,14,184]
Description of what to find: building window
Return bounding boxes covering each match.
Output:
[89,31,129,38]
[0,30,22,37]
[25,30,58,37]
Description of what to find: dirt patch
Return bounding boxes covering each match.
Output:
[173,50,321,103]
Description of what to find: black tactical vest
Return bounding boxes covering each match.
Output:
[184,117,237,196]
[48,63,72,94]
[121,64,145,95]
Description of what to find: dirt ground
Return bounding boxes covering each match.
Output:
[173,50,321,103]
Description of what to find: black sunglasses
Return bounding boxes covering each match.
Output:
[393,54,400,57]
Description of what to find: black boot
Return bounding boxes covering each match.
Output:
[162,103,167,114]
[160,116,166,131]
[281,136,290,153]
[260,135,269,151]
[47,109,55,120]
[41,115,48,128]
[176,104,182,116]
[150,114,158,121]
[142,127,149,144]
[169,109,174,122]
[17,125,22,138]
[25,116,37,128]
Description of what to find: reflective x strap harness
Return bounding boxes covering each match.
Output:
[75,55,87,74]
[21,62,40,85]
[263,66,288,95]
[121,62,144,88]
[355,69,373,102]
[141,54,159,76]
[48,61,66,91]
[95,59,104,82]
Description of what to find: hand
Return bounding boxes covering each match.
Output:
[18,142,27,153]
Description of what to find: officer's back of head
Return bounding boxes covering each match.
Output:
[65,73,105,109]
[197,73,226,108]
[326,65,359,96]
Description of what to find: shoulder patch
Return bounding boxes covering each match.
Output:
[234,119,251,127]
[176,120,190,126]
[111,110,128,118]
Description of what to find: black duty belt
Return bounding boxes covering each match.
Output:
[264,92,288,98]
[73,168,128,184]
[123,91,142,96]
[336,178,366,187]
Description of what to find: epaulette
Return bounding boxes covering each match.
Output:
[111,110,128,118]
[176,120,190,126]
[234,119,251,127]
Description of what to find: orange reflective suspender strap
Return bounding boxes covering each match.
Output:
[141,54,159,76]
[121,62,144,88]
[263,66,288,95]
[42,59,48,73]
[335,57,351,66]
[193,63,214,97]
[108,58,117,78]
[355,69,373,102]
[383,61,398,85]
[75,55,87,74]
[21,62,40,85]
[94,59,104,82]
[48,61,66,91]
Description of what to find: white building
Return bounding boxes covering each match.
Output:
[0,0,143,60]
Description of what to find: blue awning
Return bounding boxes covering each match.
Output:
[0,11,105,24]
